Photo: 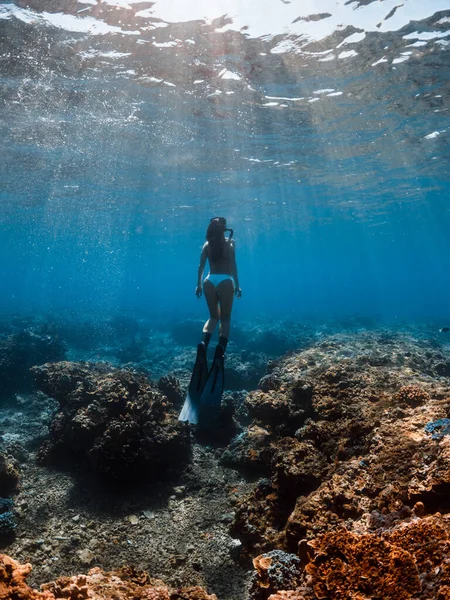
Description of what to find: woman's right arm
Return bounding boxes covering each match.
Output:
[195,243,208,298]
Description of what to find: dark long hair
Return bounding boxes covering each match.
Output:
[206,217,227,261]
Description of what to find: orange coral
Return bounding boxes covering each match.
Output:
[250,550,303,600]
[267,592,305,600]
[384,515,450,597]
[306,529,421,600]
[0,554,53,599]
[42,567,173,600]
[0,554,217,600]
[253,555,273,589]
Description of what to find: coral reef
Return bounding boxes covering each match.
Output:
[229,334,450,568]
[231,478,287,556]
[43,565,218,599]
[0,554,217,599]
[3,318,450,599]
[32,361,191,481]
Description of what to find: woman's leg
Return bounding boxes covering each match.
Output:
[217,279,235,341]
[202,279,219,336]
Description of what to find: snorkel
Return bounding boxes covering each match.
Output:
[210,216,233,239]
[225,226,233,239]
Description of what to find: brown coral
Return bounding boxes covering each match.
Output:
[384,515,450,598]
[394,385,430,407]
[285,470,366,548]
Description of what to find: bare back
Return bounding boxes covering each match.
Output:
[205,238,235,275]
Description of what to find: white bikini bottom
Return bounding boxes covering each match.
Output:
[204,273,234,288]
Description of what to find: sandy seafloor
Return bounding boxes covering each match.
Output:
[1,314,450,599]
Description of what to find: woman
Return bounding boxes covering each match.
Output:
[196,216,242,353]
[179,217,241,426]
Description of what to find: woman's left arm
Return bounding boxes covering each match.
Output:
[230,240,242,298]
[195,243,208,298]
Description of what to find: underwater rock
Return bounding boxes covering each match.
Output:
[221,426,272,471]
[0,452,20,496]
[245,379,314,436]
[226,390,251,429]
[114,338,146,363]
[0,454,19,539]
[0,554,217,599]
[270,438,328,499]
[42,314,146,352]
[285,470,366,546]
[230,478,287,556]
[158,374,185,411]
[0,330,66,397]
[434,360,450,377]
[39,317,107,351]
[258,370,283,393]
[32,361,190,481]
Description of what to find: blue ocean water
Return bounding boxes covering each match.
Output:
[1,0,450,323]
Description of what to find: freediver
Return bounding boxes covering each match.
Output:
[179,217,242,426]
